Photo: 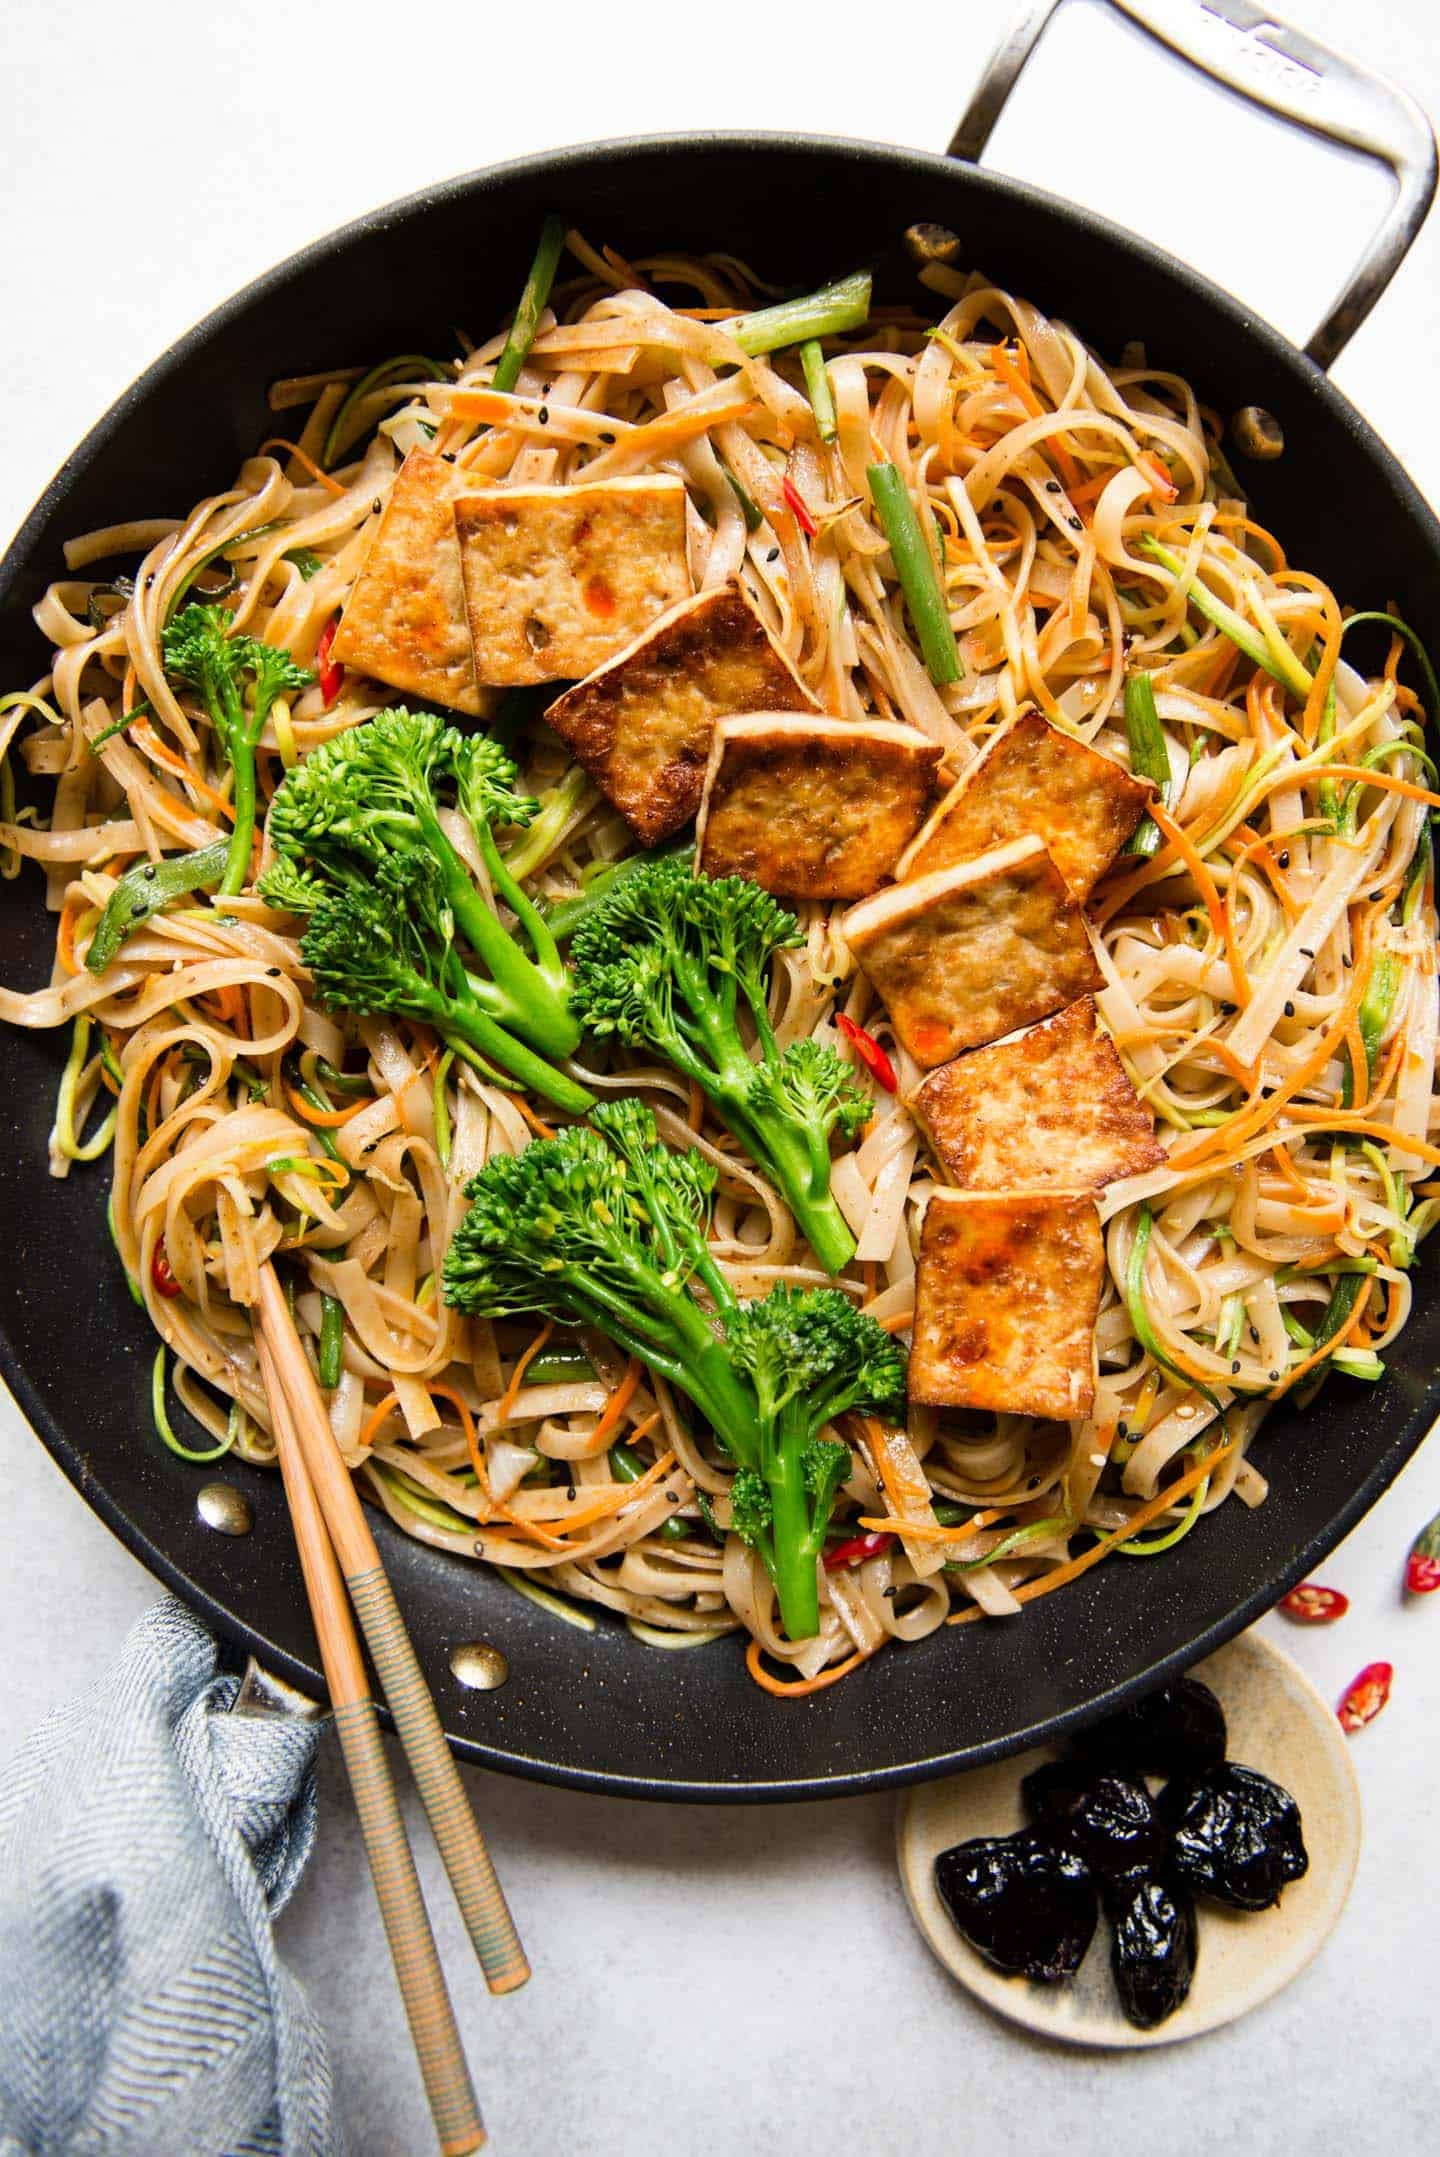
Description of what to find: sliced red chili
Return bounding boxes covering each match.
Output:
[781,474,818,538]
[1337,1660,1393,1734]
[151,1242,182,1298]
[315,615,344,708]
[836,1012,898,1094]
[1406,1551,1440,1596]
[1278,1582,1349,1624]
[1405,1511,1440,1596]
[824,1530,893,1570]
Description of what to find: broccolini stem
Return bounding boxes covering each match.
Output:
[437,991,594,1115]
[767,1453,821,1641]
[736,1110,858,1276]
[220,742,258,896]
[417,800,580,1060]
[474,821,569,1004]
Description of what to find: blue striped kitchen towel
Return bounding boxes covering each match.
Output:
[0,1598,340,2156]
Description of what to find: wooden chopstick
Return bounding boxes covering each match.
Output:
[256,1329,486,2157]
[256,1263,530,1996]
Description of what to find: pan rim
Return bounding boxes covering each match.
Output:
[3,125,1437,1800]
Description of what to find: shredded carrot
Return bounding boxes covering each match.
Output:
[745,1637,873,1697]
[285,1082,373,1127]
[1286,1110,1440,1168]
[515,1097,557,1141]
[1149,801,1250,1006]
[56,894,85,977]
[588,1359,643,1448]
[259,438,348,496]
[524,1444,677,1536]
[359,1390,402,1450]
[857,1507,1004,1542]
[1312,764,1440,811]
[877,1306,915,1334]
[495,1321,555,1427]
[593,393,759,464]
[947,1437,1241,1623]
[990,342,1081,488]
[131,719,237,821]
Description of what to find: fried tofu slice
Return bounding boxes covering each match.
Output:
[454,475,692,687]
[697,714,942,899]
[910,997,1166,1193]
[898,710,1153,900]
[910,1188,1103,1421]
[544,582,815,844]
[329,450,497,716]
[841,837,1103,1067]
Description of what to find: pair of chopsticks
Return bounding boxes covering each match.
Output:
[254,1263,528,2156]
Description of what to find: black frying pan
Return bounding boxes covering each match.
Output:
[3,0,1437,1800]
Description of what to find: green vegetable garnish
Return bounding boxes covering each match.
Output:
[867,462,962,687]
[443,1099,904,1639]
[570,857,868,1274]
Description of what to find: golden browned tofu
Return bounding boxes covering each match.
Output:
[544,583,814,844]
[898,711,1153,900]
[330,450,496,716]
[454,476,692,687]
[910,1189,1103,1421]
[841,838,1102,1067]
[697,715,942,899]
[910,997,1166,1192]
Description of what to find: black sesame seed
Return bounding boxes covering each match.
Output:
[766,547,780,563]
[1269,1370,1280,1383]
[1116,1421,1129,1439]
[663,1490,677,1503]
[265,967,282,979]
[882,1585,898,1600]
[1343,954,1353,968]
[1299,946,1315,959]
[537,407,550,427]
[1067,515,1083,531]
[1231,1359,1241,1375]
[1278,851,1290,868]
[1045,479,1062,494]
[598,431,616,444]
[371,499,382,516]
[566,1485,577,1502]
[442,451,457,463]
[1284,1000,1295,1017]
[145,574,156,590]
[142,864,157,881]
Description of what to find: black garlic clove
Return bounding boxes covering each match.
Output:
[1109,1875,1200,2029]
[1161,1762,1309,1910]
[1071,1676,1227,1779]
[934,1828,1098,1984]
[1021,1762,1167,1886]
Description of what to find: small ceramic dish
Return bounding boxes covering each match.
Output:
[896,1629,1361,2047]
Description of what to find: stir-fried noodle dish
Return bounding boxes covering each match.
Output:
[3,220,1437,1697]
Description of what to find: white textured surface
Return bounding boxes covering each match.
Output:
[3,3,1440,2150]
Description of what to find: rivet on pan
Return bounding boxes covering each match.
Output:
[197,1481,254,1536]
[1230,405,1285,461]
[904,222,963,268]
[449,1640,510,1691]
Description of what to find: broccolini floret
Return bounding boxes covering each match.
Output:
[570,858,869,1274]
[261,707,578,1062]
[299,851,594,1116]
[162,603,313,896]
[443,1098,905,1639]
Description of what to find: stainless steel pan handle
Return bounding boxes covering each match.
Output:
[947,0,1437,368]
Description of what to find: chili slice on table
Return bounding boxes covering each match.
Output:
[1278,1582,1349,1624]
[1337,1660,1393,1733]
[1405,1512,1440,1595]
[836,1012,898,1093]
[315,615,344,708]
